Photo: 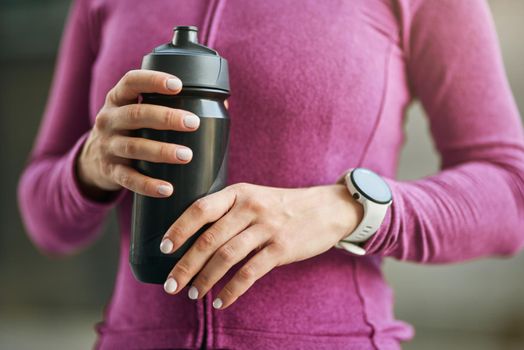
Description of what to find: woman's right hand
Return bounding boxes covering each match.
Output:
[76,70,201,200]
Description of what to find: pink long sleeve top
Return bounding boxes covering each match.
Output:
[17,0,524,349]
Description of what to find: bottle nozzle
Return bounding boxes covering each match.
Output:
[172,26,199,46]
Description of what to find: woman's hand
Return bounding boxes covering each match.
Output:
[76,70,201,199]
[161,182,363,309]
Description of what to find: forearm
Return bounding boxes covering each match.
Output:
[18,133,120,255]
[360,153,524,263]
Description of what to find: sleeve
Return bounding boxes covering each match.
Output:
[360,0,524,263]
[17,0,124,256]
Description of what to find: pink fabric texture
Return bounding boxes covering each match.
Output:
[17,0,524,349]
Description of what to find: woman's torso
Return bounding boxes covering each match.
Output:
[89,0,413,348]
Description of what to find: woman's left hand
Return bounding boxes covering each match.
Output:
[160,182,363,309]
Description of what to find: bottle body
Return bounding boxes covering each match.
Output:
[130,89,230,284]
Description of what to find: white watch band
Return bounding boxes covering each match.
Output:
[334,169,391,255]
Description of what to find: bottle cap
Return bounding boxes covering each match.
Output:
[142,26,230,93]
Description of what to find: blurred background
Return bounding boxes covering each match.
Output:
[1,1,523,349]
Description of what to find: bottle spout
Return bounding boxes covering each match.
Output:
[172,26,199,46]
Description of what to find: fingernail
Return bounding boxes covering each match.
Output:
[160,238,173,254]
[166,78,182,91]
[176,147,193,161]
[164,277,178,294]
[157,184,173,196]
[188,286,199,300]
[183,114,200,129]
[212,298,223,309]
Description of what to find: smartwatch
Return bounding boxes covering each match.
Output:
[334,168,392,255]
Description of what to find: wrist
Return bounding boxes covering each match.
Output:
[74,141,122,202]
[324,184,364,241]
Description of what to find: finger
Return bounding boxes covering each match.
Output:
[213,244,280,310]
[109,135,193,164]
[163,207,254,295]
[161,186,237,254]
[107,69,183,107]
[224,100,229,110]
[188,224,270,299]
[111,103,200,131]
[111,163,173,197]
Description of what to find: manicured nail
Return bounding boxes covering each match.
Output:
[212,298,223,309]
[157,184,173,196]
[183,114,200,129]
[160,239,173,254]
[166,78,182,91]
[164,277,178,294]
[188,286,199,300]
[176,147,193,161]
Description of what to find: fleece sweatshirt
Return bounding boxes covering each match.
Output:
[18,0,524,349]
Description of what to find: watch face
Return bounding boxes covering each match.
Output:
[350,168,392,204]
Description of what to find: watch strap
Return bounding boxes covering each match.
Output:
[338,199,388,242]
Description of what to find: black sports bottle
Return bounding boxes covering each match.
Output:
[130,26,230,284]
